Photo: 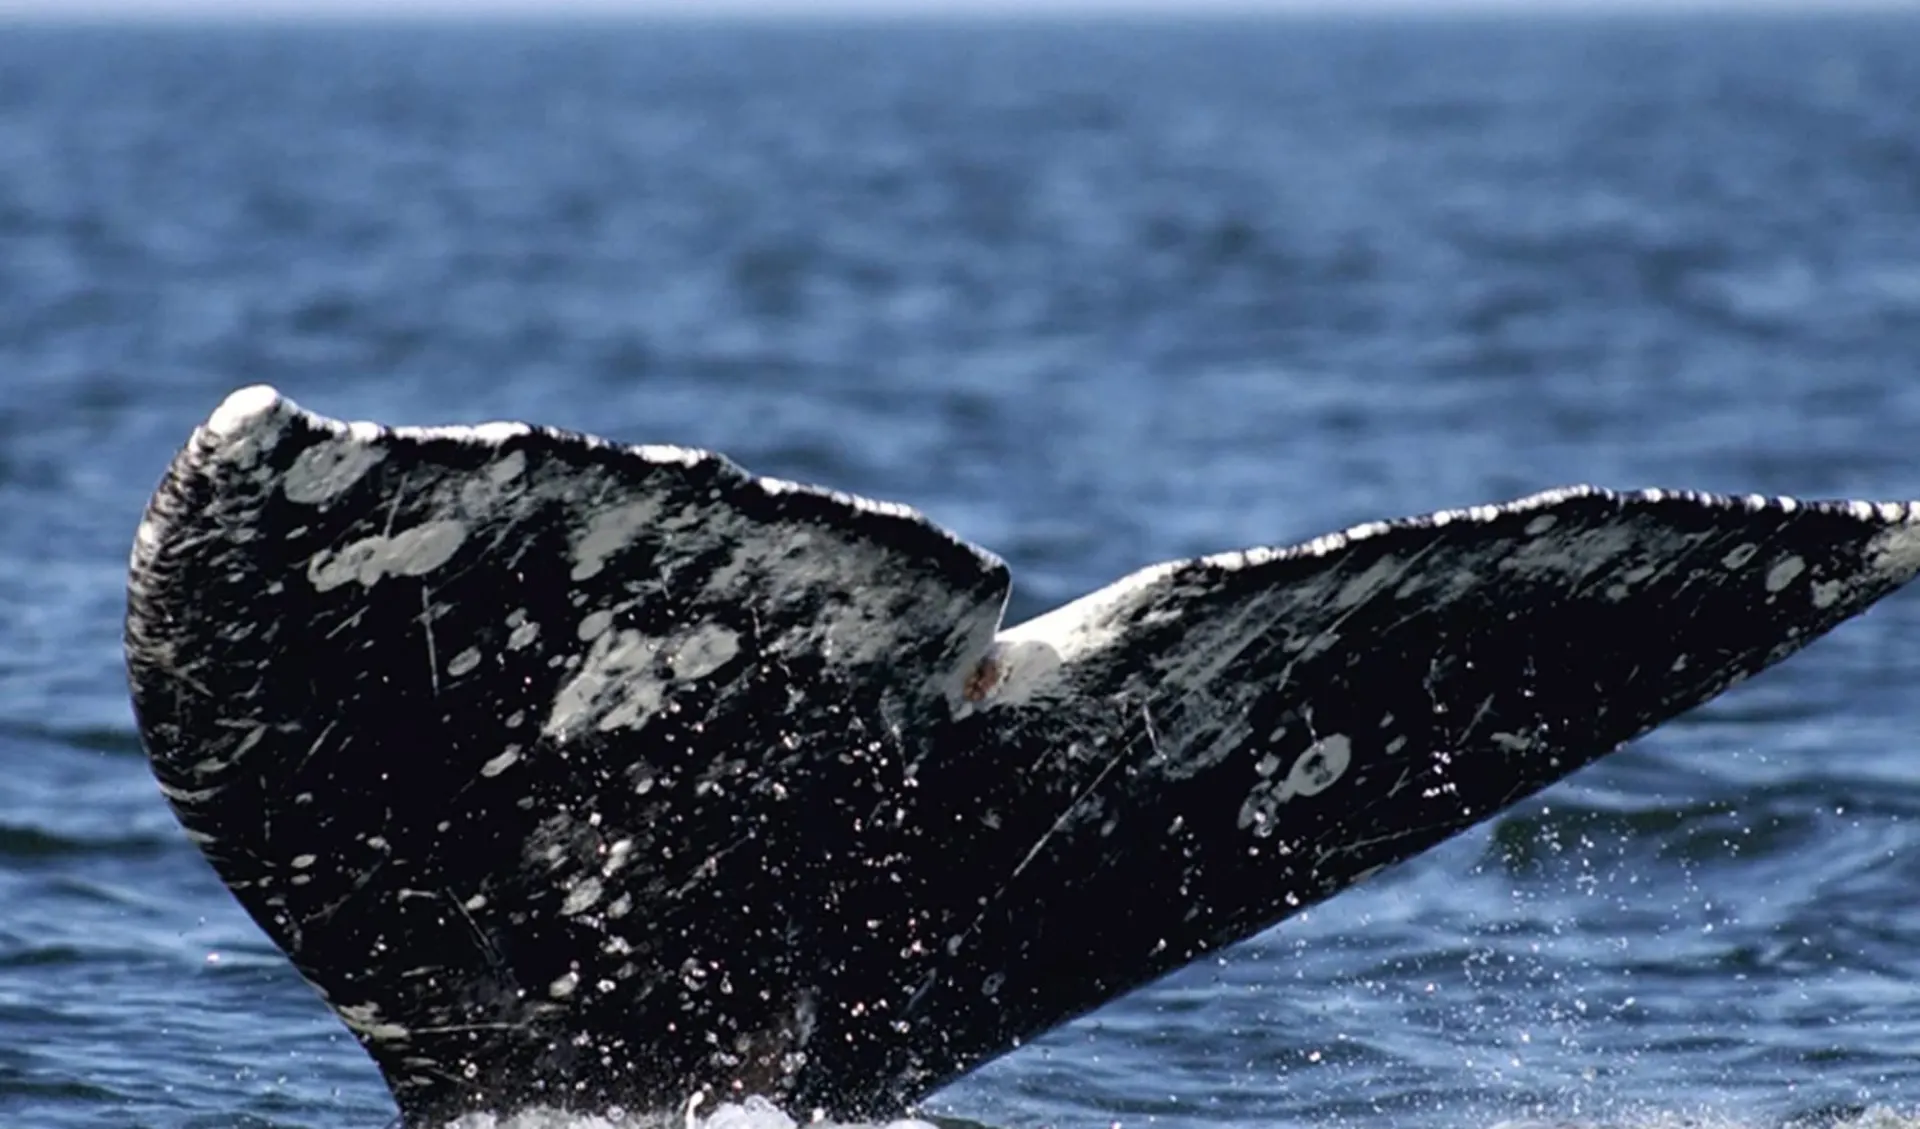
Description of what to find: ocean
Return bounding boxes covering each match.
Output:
[5,10,1920,1129]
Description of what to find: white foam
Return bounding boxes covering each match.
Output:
[443,1097,941,1129]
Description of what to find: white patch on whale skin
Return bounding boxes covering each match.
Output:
[282,438,386,505]
[1810,579,1846,609]
[1496,524,1639,581]
[308,520,467,592]
[487,448,527,484]
[506,609,541,651]
[545,629,666,737]
[1765,555,1806,593]
[458,451,532,513]
[671,624,740,681]
[1333,555,1406,610]
[955,639,1065,709]
[1238,734,1354,834]
[570,499,665,582]
[479,747,521,777]
[1281,734,1352,798]
[695,522,987,677]
[544,621,744,737]
[337,1001,410,1042]
[561,877,604,916]
[1870,513,1920,582]
[600,838,635,877]
[994,561,1181,668]
[577,609,614,643]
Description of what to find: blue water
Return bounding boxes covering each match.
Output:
[6,11,1920,1129]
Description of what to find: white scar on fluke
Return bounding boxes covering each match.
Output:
[124,385,1920,1128]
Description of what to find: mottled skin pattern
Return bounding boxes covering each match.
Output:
[126,388,1920,1127]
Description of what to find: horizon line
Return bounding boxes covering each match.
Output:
[2,0,1916,24]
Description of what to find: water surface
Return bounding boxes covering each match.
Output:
[4,12,1920,1129]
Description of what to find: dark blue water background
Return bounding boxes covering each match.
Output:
[5,11,1920,1129]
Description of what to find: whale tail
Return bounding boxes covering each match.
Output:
[125,386,1920,1126]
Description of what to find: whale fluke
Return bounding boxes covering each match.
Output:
[125,386,1920,1126]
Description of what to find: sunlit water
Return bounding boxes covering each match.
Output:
[4,11,1920,1129]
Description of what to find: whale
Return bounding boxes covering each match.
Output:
[124,385,1920,1127]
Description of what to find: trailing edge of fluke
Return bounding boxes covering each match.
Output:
[124,385,1920,1126]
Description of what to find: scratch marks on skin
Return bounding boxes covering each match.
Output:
[1309,818,1458,874]
[421,588,441,698]
[1137,536,1444,785]
[924,704,1151,1004]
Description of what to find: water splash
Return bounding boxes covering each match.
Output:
[443,1095,943,1129]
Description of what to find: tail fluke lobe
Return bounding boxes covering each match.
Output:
[907,488,1920,1096]
[126,387,1920,1124]
[127,387,1013,1123]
